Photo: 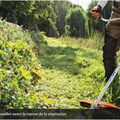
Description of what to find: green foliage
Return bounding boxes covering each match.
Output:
[109,77,120,107]
[0,1,35,24]
[65,7,85,37]
[34,1,59,37]
[0,1,113,38]
[0,19,53,109]
[30,30,47,56]
[0,1,59,37]
[52,1,72,36]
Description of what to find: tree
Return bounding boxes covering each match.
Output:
[52,1,72,36]
[65,7,85,38]
[0,1,59,37]
[0,1,35,24]
[34,1,59,37]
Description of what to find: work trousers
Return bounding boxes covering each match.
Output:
[103,4,120,81]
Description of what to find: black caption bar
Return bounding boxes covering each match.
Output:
[0,109,120,119]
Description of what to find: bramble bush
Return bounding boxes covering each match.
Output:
[0,19,52,109]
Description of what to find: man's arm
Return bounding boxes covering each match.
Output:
[97,0,108,10]
[90,0,108,19]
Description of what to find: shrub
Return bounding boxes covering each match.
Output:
[0,20,52,109]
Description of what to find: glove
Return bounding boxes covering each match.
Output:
[90,5,102,19]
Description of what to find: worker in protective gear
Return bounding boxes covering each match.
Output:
[90,0,120,82]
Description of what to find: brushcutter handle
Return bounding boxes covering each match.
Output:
[90,6,120,22]
[90,5,102,19]
[90,10,120,22]
[90,11,101,19]
[100,16,120,22]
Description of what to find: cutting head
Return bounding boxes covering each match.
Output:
[80,100,119,109]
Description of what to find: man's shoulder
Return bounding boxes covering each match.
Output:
[115,0,120,2]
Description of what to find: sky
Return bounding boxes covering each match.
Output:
[68,0,93,11]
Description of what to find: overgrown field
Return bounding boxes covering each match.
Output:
[39,36,115,109]
[1,20,120,109]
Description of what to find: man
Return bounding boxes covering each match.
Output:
[90,0,120,82]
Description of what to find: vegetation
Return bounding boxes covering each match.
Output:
[0,1,59,37]
[0,0,120,110]
[65,7,85,37]
[38,35,120,108]
[0,20,52,109]
[0,1,113,38]
[52,1,72,36]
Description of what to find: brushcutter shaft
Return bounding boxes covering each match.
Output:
[91,63,120,109]
[91,16,120,109]
[101,16,120,22]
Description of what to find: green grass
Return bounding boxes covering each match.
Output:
[38,36,116,109]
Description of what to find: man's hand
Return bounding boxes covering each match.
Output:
[90,5,102,19]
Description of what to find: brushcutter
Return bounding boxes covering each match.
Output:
[80,62,120,109]
[80,13,120,118]
[90,10,120,22]
[101,16,120,22]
